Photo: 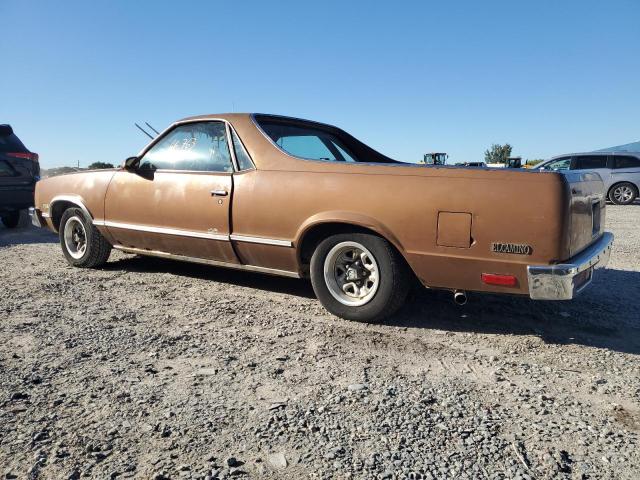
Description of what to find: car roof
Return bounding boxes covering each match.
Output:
[549,151,640,160]
[177,112,329,125]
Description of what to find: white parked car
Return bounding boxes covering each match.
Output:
[537,152,640,205]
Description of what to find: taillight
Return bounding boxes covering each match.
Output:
[7,152,38,161]
[481,273,518,287]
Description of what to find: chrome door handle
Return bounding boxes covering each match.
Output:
[211,189,228,197]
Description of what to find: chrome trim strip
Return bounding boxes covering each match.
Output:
[97,220,230,242]
[95,219,293,247]
[527,232,614,300]
[228,123,256,171]
[224,121,240,172]
[113,245,300,278]
[50,195,93,220]
[229,234,293,247]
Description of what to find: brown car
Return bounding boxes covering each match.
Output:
[30,114,614,321]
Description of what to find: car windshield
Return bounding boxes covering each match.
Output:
[255,115,401,164]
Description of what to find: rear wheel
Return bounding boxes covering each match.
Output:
[310,233,409,322]
[609,182,638,205]
[1,210,20,229]
[59,208,112,267]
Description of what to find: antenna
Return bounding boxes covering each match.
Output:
[145,122,160,135]
[135,123,154,140]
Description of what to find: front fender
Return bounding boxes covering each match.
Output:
[35,170,116,231]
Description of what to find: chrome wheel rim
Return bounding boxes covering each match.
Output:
[63,216,87,259]
[613,186,634,203]
[323,241,379,306]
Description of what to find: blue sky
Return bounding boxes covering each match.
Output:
[1,0,639,168]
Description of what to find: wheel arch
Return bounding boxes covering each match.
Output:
[49,195,94,232]
[295,212,408,272]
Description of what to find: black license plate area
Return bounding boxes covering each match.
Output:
[592,201,601,237]
[573,268,593,291]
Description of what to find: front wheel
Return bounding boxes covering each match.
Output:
[609,182,638,205]
[310,233,410,322]
[1,210,20,229]
[59,208,112,267]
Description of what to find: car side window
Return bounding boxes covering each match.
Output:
[573,155,608,170]
[139,122,232,173]
[261,123,359,162]
[541,157,571,171]
[613,155,640,169]
[280,135,337,160]
[230,129,254,171]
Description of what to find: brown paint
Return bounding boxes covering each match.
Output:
[34,113,607,296]
[437,212,472,248]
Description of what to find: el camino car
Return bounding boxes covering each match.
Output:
[30,114,614,321]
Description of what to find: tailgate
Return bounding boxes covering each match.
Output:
[0,155,37,187]
[563,171,606,258]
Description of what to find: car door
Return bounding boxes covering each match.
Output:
[103,120,239,263]
[611,154,640,191]
[571,155,611,186]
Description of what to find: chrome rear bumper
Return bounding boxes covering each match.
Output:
[527,232,613,300]
[29,207,44,228]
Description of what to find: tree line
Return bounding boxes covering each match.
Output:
[484,143,543,166]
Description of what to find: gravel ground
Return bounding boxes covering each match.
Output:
[1,205,639,479]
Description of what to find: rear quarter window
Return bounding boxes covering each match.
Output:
[613,155,640,169]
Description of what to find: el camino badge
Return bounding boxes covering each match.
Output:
[491,242,532,255]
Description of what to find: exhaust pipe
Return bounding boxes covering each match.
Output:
[453,290,467,306]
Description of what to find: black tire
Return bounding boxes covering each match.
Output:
[1,210,20,229]
[59,208,112,267]
[310,232,410,322]
[609,182,638,205]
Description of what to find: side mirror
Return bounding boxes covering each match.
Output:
[124,156,139,170]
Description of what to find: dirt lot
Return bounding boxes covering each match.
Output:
[1,205,639,479]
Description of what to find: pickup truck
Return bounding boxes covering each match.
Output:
[30,113,613,321]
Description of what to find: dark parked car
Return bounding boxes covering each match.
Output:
[0,124,39,228]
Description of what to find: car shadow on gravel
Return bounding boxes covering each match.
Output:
[104,254,317,298]
[606,199,640,206]
[0,223,57,247]
[105,253,640,355]
[385,268,640,355]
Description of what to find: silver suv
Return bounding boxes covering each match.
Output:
[537,152,640,205]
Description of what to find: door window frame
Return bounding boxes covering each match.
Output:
[134,119,250,174]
